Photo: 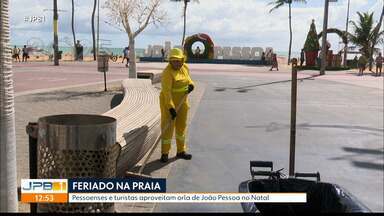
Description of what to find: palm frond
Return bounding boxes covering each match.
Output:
[268,1,285,13]
[267,0,284,7]
[349,11,381,58]
[268,0,306,13]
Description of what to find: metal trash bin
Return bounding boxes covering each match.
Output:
[97,54,109,72]
[37,114,120,213]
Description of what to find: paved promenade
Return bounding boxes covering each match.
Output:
[13,61,383,94]
[11,62,383,212]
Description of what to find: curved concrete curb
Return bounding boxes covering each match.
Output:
[138,70,162,84]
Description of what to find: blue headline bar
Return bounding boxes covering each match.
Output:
[68,178,166,193]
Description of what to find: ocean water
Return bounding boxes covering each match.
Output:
[276,51,301,59]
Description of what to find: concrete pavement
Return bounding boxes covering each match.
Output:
[154,69,383,212]
[11,62,383,212]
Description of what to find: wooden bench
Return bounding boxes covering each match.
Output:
[103,79,161,176]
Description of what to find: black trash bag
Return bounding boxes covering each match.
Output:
[249,178,345,214]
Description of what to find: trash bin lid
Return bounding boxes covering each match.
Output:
[39,114,115,126]
[38,114,116,151]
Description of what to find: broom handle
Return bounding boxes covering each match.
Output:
[138,93,189,174]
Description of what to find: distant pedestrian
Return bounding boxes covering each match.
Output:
[22,45,29,62]
[161,48,165,62]
[261,52,266,65]
[13,46,21,62]
[357,55,368,76]
[195,46,201,55]
[195,46,201,57]
[270,54,278,71]
[300,49,305,66]
[122,46,129,67]
[316,50,322,66]
[353,55,358,68]
[266,49,272,64]
[375,53,382,77]
[75,40,83,61]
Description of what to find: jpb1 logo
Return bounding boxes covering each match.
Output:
[21,179,67,193]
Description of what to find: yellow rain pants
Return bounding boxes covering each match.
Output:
[159,63,194,154]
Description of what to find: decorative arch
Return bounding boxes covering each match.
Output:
[317,28,348,44]
[184,33,215,60]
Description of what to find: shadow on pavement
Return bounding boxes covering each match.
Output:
[27,90,121,102]
[110,93,124,109]
[346,72,379,76]
[352,161,384,171]
[343,147,384,155]
[245,122,384,135]
[329,147,384,171]
[129,158,178,177]
[214,75,320,92]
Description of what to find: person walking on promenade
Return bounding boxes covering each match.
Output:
[22,45,29,62]
[195,46,201,55]
[161,48,166,62]
[122,46,129,67]
[357,55,368,76]
[13,46,20,62]
[375,53,382,77]
[353,55,358,68]
[300,49,305,66]
[159,48,195,163]
[266,49,272,65]
[261,52,266,65]
[270,53,279,71]
[75,40,83,61]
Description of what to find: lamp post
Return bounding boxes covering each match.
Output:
[344,0,350,67]
[320,0,329,75]
[97,0,100,57]
[320,0,338,75]
[53,0,59,66]
[44,6,67,66]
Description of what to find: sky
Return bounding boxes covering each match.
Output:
[9,0,383,54]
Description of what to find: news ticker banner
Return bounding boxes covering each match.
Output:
[21,179,306,203]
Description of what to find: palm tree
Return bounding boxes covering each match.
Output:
[170,0,199,46]
[269,0,306,65]
[349,12,384,65]
[0,0,18,212]
[71,0,77,60]
[368,5,384,70]
[91,0,97,60]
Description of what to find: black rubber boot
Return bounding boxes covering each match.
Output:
[176,152,192,160]
[160,154,168,163]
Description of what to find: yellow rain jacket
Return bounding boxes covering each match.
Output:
[159,63,195,154]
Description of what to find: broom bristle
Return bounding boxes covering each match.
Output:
[125,171,152,179]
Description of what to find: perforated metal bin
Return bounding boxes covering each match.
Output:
[37,114,120,213]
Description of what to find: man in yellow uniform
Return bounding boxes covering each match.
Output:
[159,48,195,163]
